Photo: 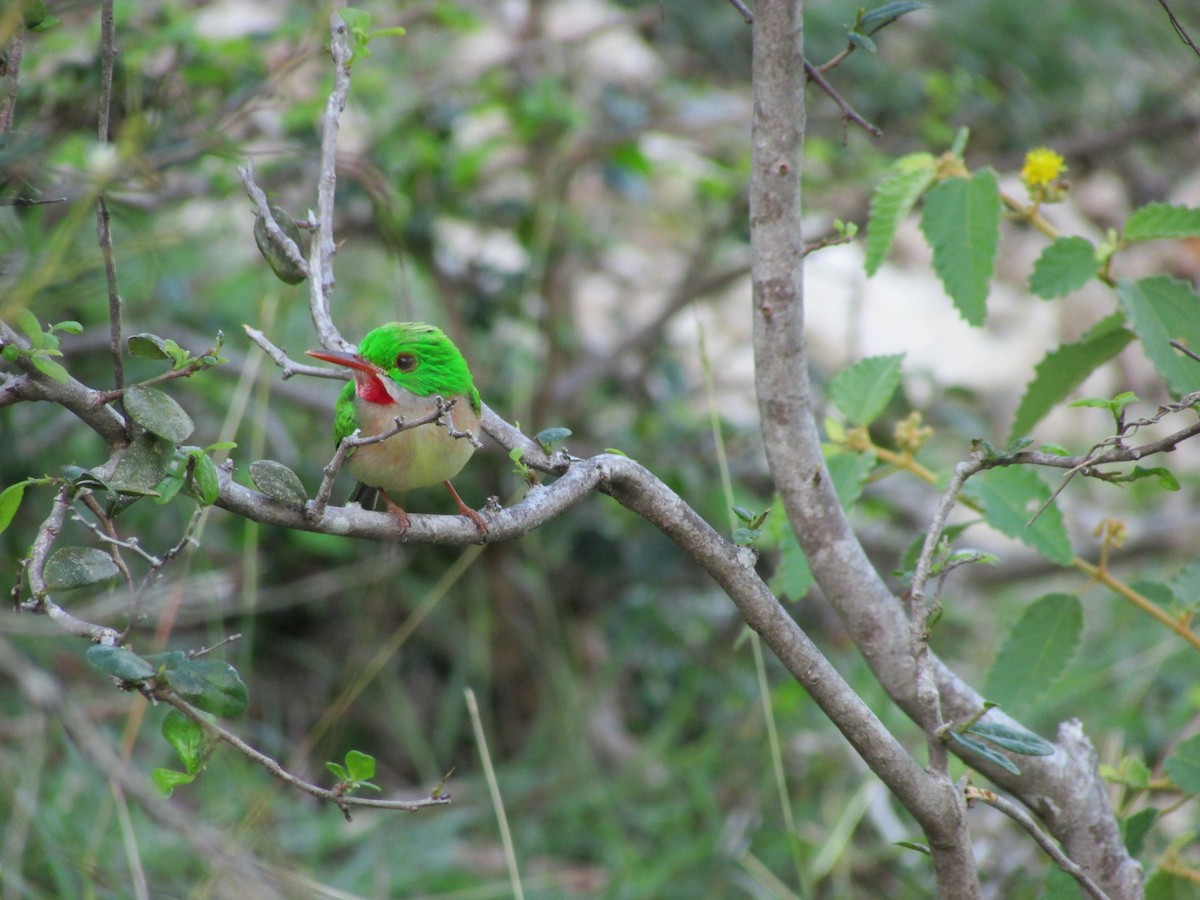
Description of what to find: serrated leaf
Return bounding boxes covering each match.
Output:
[966,720,1055,757]
[1009,313,1134,440]
[128,333,171,360]
[975,467,1073,565]
[345,749,376,782]
[865,154,936,276]
[1116,276,1200,396]
[162,709,207,774]
[44,546,119,591]
[157,658,248,717]
[947,731,1021,775]
[189,454,220,506]
[1124,203,1200,242]
[151,768,196,797]
[0,481,28,534]
[86,644,157,681]
[1165,734,1200,794]
[920,169,1001,326]
[984,592,1082,710]
[248,460,307,505]
[124,385,194,443]
[860,0,928,32]
[1029,236,1097,299]
[31,355,69,383]
[828,354,905,425]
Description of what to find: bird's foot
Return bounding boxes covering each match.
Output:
[443,480,488,536]
[379,491,412,533]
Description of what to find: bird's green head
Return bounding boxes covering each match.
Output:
[308,322,481,413]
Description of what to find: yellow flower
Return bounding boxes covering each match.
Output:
[1021,147,1067,188]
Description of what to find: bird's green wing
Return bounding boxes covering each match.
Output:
[332,382,359,446]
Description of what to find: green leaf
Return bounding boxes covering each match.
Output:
[345,750,376,782]
[1122,808,1158,857]
[15,308,42,344]
[123,385,194,443]
[1008,313,1134,440]
[0,481,29,534]
[248,460,307,505]
[865,153,936,275]
[253,206,308,285]
[827,451,875,509]
[1029,236,1097,299]
[189,454,221,506]
[326,762,349,781]
[151,657,248,717]
[151,768,196,797]
[339,7,370,33]
[44,546,119,591]
[894,840,931,856]
[1169,558,1200,609]
[106,433,168,498]
[1124,203,1200,242]
[770,525,813,601]
[86,644,157,682]
[162,709,207,775]
[965,720,1055,757]
[846,31,877,52]
[946,731,1020,775]
[1165,734,1200,794]
[1116,276,1200,396]
[860,0,928,33]
[1123,465,1180,491]
[52,320,82,334]
[128,333,171,361]
[828,354,905,425]
[30,355,70,383]
[534,426,572,451]
[920,169,1002,326]
[975,467,1073,565]
[984,593,1082,710]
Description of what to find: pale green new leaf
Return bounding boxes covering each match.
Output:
[984,593,1082,711]
[1008,313,1134,440]
[865,153,936,276]
[1116,276,1200,396]
[974,467,1073,564]
[1029,236,1097,299]
[1124,203,1200,242]
[920,168,1001,326]
[828,354,905,425]
[249,460,308,505]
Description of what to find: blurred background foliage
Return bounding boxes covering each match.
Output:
[2,0,1200,896]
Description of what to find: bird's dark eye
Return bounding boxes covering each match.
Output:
[395,353,417,372]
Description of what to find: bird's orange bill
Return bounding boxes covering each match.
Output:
[306,348,383,376]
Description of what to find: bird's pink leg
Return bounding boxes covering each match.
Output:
[442,480,488,534]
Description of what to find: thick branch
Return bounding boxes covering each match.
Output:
[748,0,977,892]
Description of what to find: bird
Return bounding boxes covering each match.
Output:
[306,322,487,534]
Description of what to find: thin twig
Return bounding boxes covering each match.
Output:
[725,0,754,25]
[803,59,882,137]
[965,787,1112,900]
[465,687,525,899]
[20,486,122,644]
[243,325,345,380]
[156,690,450,820]
[237,163,311,280]
[1158,0,1200,59]
[96,0,127,423]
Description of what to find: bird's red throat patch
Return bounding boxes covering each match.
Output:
[356,373,393,405]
